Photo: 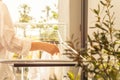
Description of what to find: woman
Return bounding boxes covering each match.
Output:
[0,1,59,80]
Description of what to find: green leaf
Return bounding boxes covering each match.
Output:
[88,35,93,46]
[67,72,74,80]
[93,9,99,15]
[100,1,107,6]
[102,22,109,28]
[114,52,120,56]
[95,23,108,32]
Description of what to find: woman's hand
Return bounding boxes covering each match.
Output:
[43,43,59,55]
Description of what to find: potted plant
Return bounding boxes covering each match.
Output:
[64,0,120,80]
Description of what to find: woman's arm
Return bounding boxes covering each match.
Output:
[31,42,59,55]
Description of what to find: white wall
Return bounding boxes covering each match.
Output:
[59,0,81,42]
[69,0,81,40]
[58,0,70,41]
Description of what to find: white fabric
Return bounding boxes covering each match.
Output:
[0,1,31,80]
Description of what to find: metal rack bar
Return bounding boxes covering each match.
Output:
[0,59,78,67]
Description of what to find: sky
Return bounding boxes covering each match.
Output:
[3,0,58,23]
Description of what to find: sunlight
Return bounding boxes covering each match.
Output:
[3,0,58,22]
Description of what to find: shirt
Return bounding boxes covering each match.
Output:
[0,1,31,80]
